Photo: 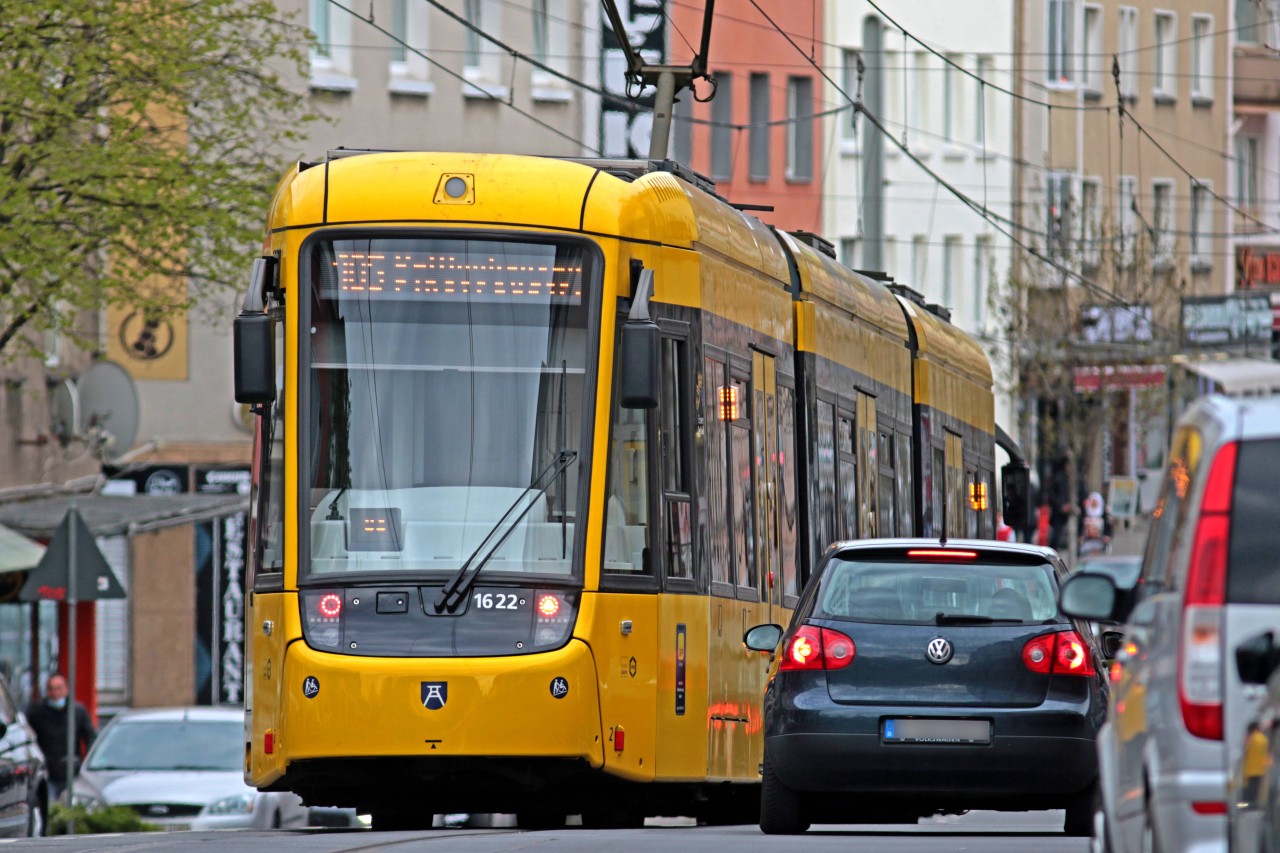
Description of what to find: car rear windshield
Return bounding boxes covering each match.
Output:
[86,720,243,772]
[815,558,1059,623]
[1227,438,1280,604]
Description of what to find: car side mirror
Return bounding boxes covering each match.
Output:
[1059,572,1120,622]
[1101,630,1124,660]
[743,623,784,653]
[1237,631,1280,686]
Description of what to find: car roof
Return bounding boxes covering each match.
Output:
[828,537,1060,562]
[106,706,243,724]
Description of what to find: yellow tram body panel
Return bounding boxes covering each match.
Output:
[896,296,995,434]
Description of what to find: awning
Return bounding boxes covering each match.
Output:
[0,493,250,540]
[0,524,45,575]
[1181,358,1280,397]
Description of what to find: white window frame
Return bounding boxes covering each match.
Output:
[883,46,902,157]
[1047,0,1077,86]
[388,0,433,96]
[1082,5,1104,94]
[911,235,928,286]
[1080,177,1102,268]
[912,52,933,149]
[1151,179,1176,269]
[1190,180,1213,270]
[841,49,859,149]
[1118,7,1138,100]
[1117,175,1137,268]
[973,235,992,327]
[530,0,571,102]
[942,55,963,146]
[1153,11,1177,102]
[463,0,508,99]
[942,235,961,306]
[975,55,995,150]
[1190,15,1213,104]
[1236,135,1260,210]
[310,0,356,92]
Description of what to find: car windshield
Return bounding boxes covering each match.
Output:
[86,720,242,772]
[815,559,1059,623]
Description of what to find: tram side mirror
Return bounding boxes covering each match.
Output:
[620,266,659,409]
[1001,462,1032,531]
[234,257,277,406]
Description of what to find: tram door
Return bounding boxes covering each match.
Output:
[752,352,781,620]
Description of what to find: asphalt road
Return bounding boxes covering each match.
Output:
[1,811,1089,852]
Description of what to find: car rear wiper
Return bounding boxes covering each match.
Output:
[934,612,1025,625]
[434,449,577,614]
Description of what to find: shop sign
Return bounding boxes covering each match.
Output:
[1072,365,1167,393]
[1236,245,1280,289]
[1080,304,1152,343]
[1181,293,1271,345]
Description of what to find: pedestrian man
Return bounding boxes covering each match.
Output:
[25,673,96,803]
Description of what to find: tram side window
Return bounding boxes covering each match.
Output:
[879,431,895,536]
[603,400,650,576]
[815,401,837,553]
[932,445,945,537]
[896,432,914,536]
[729,375,755,591]
[704,358,732,586]
[778,384,799,597]
[661,338,693,580]
[838,412,857,539]
[253,309,286,580]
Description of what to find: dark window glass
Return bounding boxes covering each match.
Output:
[660,338,688,492]
[816,401,837,552]
[749,73,770,180]
[778,385,799,596]
[879,431,895,536]
[711,72,733,181]
[704,358,731,585]
[731,420,754,589]
[253,307,286,577]
[1142,426,1199,590]
[896,433,914,536]
[1226,439,1280,603]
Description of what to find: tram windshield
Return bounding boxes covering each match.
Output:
[303,235,596,579]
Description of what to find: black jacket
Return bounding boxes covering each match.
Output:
[24,700,96,782]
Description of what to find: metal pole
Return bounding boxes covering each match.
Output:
[648,69,677,161]
[66,508,77,833]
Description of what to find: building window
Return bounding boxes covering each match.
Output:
[1237,0,1263,45]
[1082,5,1103,94]
[883,48,902,133]
[911,235,928,286]
[786,76,813,182]
[1152,180,1175,268]
[1236,136,1259,210]
[884,236,899,273]
[1191,16,1213,103]
[310,0,355,90]
[1153,12,1177,101]
[1117,175,1136,268]
[975,56,994,147]
[389,0,432,95]
[942,236,961,306]
[840,237,861,268]
[1047,0,1076,85]
[530,0,570,100]
[1191,180,1213,269]
[973,236,991,326]
[912,52,932,138]
[1046,172,1073,258]
[463,0,506,96]
[842,49,859,144]
[943,55,962,143]
[711,72,733,181]
[673,89,693,165]
[1118,7,1138,100]
[749,73,770,181]
[1081,177,1102,267]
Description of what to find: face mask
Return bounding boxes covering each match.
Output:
[47,697,66,710]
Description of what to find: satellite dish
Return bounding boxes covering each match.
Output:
[77,360,140,461]
[49,379,79,448]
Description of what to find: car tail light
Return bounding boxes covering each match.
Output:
[779,625,855,672]
[1022,631,1096,676]
[1179,441,1236,741]
[301,590,344,649]
[907,549,978,560]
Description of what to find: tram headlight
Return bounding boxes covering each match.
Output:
[300,590,345,650]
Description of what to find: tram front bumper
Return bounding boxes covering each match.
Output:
[275,637,604,766]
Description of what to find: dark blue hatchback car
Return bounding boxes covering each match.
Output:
[744,539,1108,835]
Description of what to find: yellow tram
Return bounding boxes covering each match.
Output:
[233,151,1001,827]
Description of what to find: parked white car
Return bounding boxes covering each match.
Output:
[73,706,307,831]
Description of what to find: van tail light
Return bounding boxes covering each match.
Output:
[779,625,856,672]
[1022,630,1096,676]
[300,590,344,650]
[1179,441,1236,742]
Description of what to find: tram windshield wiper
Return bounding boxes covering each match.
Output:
[434,449,577,613]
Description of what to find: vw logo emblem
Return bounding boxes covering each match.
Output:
[926,637,954,665]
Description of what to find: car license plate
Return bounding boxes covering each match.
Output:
[163,823,191,832]
[883,718,990,744]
